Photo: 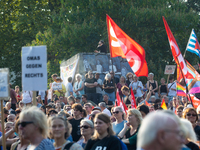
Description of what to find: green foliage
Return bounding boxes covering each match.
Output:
[1,0,200,87]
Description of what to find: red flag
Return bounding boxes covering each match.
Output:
[163,17,189,79]
[145,101,151,107]
[175,105,179,115]
[187,94,200,109]
[107,15,148,77]
[130,89,137,108]
[116,90,128,114]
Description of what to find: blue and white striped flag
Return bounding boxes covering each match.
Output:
[186,29,200,58]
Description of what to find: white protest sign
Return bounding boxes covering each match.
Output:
[164,65,176,74]
[0,68,9,98]
[22,46,47,91]
[52,82,62,91]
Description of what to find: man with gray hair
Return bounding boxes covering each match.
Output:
[137,111,184,150]
[98,102,111,117]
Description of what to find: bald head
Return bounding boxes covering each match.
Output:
[137,111,183,150]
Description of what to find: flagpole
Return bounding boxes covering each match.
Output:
[184,29,193,58]
[176,57,193,106]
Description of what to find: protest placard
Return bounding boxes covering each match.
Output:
[22,46,47,91]
[0,68,9,98]
[52,82,62,91]
[164,65,176,74]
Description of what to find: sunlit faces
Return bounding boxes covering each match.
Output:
[50,118,66,139]
[127,113,138,125]
[112,108,123,119]
[94,118,109,135]
[18,116,35,139]
[80,122,93,136]
[186,110,197,124]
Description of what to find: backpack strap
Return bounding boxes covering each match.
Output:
[63,142,74,150]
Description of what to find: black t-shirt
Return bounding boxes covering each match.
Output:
[69,118,83,142]
[103,79,115,93]
[125,128,139,150]
[186,142,200,150]
[85,135,122,150]
[85,78,97,93]
[194,125,200,140]
[97,44,107,53]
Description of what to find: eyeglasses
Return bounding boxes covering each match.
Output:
[79,125,91,129]
[90,114,95,118]
[186,113,197,117]
[112,111,120,114]
[18,121,34,127]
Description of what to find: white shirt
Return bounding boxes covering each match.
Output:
[129,81,144,97]
[168,82,176,96]
[102,108,111,117]
[96,78,103,94]
[38,90,45,100]
[22,91,33,104]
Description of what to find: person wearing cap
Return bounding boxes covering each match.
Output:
[52,77,66,97]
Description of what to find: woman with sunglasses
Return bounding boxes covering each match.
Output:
[112,106,127,136]
[19,106,54,150]
[183,107,200,140]
[118,109,142,150]
[85,113,122,150]
[48,115,83,150]
[77,119,94,148]
[10,119,29,150]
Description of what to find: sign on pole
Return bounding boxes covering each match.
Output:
[0,68,9,150]
[164,65,176,74]
[22,46,47,91]
[0,68,9,98]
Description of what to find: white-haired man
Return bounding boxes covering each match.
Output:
[137,111,184,150]
[98,102,111,117]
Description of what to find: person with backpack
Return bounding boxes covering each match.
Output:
[48,115,83,150]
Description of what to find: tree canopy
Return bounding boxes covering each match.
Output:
[1,0,200,87]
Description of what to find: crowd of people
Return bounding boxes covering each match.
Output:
[1,71,200,150]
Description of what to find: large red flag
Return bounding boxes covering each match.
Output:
[130,89,137,108]
[107,15,148,77]
[163,17,189,79]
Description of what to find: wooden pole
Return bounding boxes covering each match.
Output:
[32,91,36,106]
[1,100,6,150]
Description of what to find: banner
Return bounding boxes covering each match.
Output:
[60,57,79,87]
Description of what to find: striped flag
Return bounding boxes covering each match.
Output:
[186,29,200,58]
[176,83,186,96]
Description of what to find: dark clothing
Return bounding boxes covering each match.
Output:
[117,83,128,97]
[148,80,157,95]
[103,79,115,93]
[85,135,122,150]
[103,100,113,111]
[10,89,17,104]
[69,118,83,142]
[126,80,131,87]
[160,85,167,93]
[124,95,131,105]
[194,125,200,140]
[86,93,98,105]
[186,142,200,150]
[85,78,97,93]
[11,104,16,111]
[125,126,140,150]
[113,77,119,85]
[97,44,107,53]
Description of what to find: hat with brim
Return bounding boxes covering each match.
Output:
[56,77,63,82]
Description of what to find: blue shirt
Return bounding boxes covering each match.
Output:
[112,120,127,135]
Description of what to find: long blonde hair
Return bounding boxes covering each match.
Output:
[91,113,114,140]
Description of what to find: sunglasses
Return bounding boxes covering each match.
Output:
[79,125,91,129]
[112,111,120,114]
[186,113,197,117]
[18,121,34,127]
